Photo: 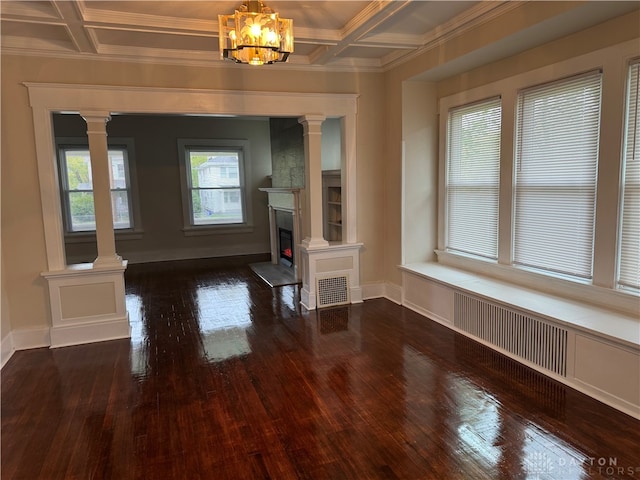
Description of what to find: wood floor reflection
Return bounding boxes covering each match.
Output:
[3,256,639,479]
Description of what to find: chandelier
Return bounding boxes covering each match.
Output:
[218,1,294,66]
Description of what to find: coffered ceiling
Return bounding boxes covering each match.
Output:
[1,1,638,73]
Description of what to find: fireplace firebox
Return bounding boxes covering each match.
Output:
[279,228,293,267]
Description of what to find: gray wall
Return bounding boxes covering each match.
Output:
[53,114,273,264]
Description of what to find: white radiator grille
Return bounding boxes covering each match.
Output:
[454,292,568,377]
[316,275,350,308]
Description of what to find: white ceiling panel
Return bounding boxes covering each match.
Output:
[1,0,637,74]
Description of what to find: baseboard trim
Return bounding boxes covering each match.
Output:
[362,282,403,304]
[50,315,131,348]
[1,333,14,368]
[12,326,51,351]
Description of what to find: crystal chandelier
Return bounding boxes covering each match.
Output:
[218,1,294,66]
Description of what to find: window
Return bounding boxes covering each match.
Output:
[178,140,250,229]
[618,60,640,292]
[57,144,134,232]
[446,97,501,259]
[514,71,602,280]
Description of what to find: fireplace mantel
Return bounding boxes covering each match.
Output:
[259,187,301,211]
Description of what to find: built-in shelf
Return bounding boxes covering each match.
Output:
[323,170,342,242]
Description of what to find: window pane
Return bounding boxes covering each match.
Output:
[618,61,640,291]
[60,146,133,232]
[64,150,92,190]
[514,71,602,280]
[446,97,501,259]
[192,188,243,225]
[111,190,131,229]
[186,148,245,226]
[109,150,127,189]
[68,191,95,231]
[189,152,241,188]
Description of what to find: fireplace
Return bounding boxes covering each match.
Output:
[279,227,294,267]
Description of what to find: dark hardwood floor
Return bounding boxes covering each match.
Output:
[2,257,639,479]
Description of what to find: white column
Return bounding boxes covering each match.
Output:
[81,112,122,267]
[299,115,328,248]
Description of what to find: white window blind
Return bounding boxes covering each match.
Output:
[514,71,602,280]
[446,97,501,259]
[618,60,640,291]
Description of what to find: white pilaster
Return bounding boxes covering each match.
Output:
[81,112,122,267]
[299,115,329,249]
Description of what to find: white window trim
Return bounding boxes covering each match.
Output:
[177,138,253,235]
[55,137,143,241]
[616,58,640,294]
[436,39,639,314]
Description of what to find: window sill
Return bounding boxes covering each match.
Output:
[434,249,639,318]
[64,229,144,243]
[401,261,639,349]
[182,224,254,236]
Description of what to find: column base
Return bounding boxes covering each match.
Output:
[300,237,330,249]
[93,254,123,267]
[42,261,130,348]
[298,242,363,311]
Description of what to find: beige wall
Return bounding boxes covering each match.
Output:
[1,54,386,333]
[1,249,10,344]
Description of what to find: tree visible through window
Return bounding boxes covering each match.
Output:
[59,147,132,232]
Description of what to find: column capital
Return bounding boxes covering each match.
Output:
[298,115,325,133]
[81,111,112,127]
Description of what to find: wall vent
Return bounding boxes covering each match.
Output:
[317,275,350,308]
[454,292,568,377]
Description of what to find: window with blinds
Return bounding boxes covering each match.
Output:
[618,60,640,292]
[514,71,602,280]
[446,97,501,259]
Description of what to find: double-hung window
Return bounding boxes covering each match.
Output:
[57,143,134,232]
[513,71,602,280]
[446,97,502,259]
[618,60,640,292]
[178,140,249,229]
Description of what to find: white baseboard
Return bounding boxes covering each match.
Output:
[12,326,51,350]
[362,282,403,304]
[50,314,131,348]
[1,333,14,368]
[385,283,403,304]
[2,326,54,369]
[362,282,385,300]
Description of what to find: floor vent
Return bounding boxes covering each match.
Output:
[317,275,350,308]
[453,292,568,377]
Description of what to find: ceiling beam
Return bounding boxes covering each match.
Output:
[51,0,97,53]
[308,0,413,65]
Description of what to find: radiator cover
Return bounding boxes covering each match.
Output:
[453,292,568,377]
